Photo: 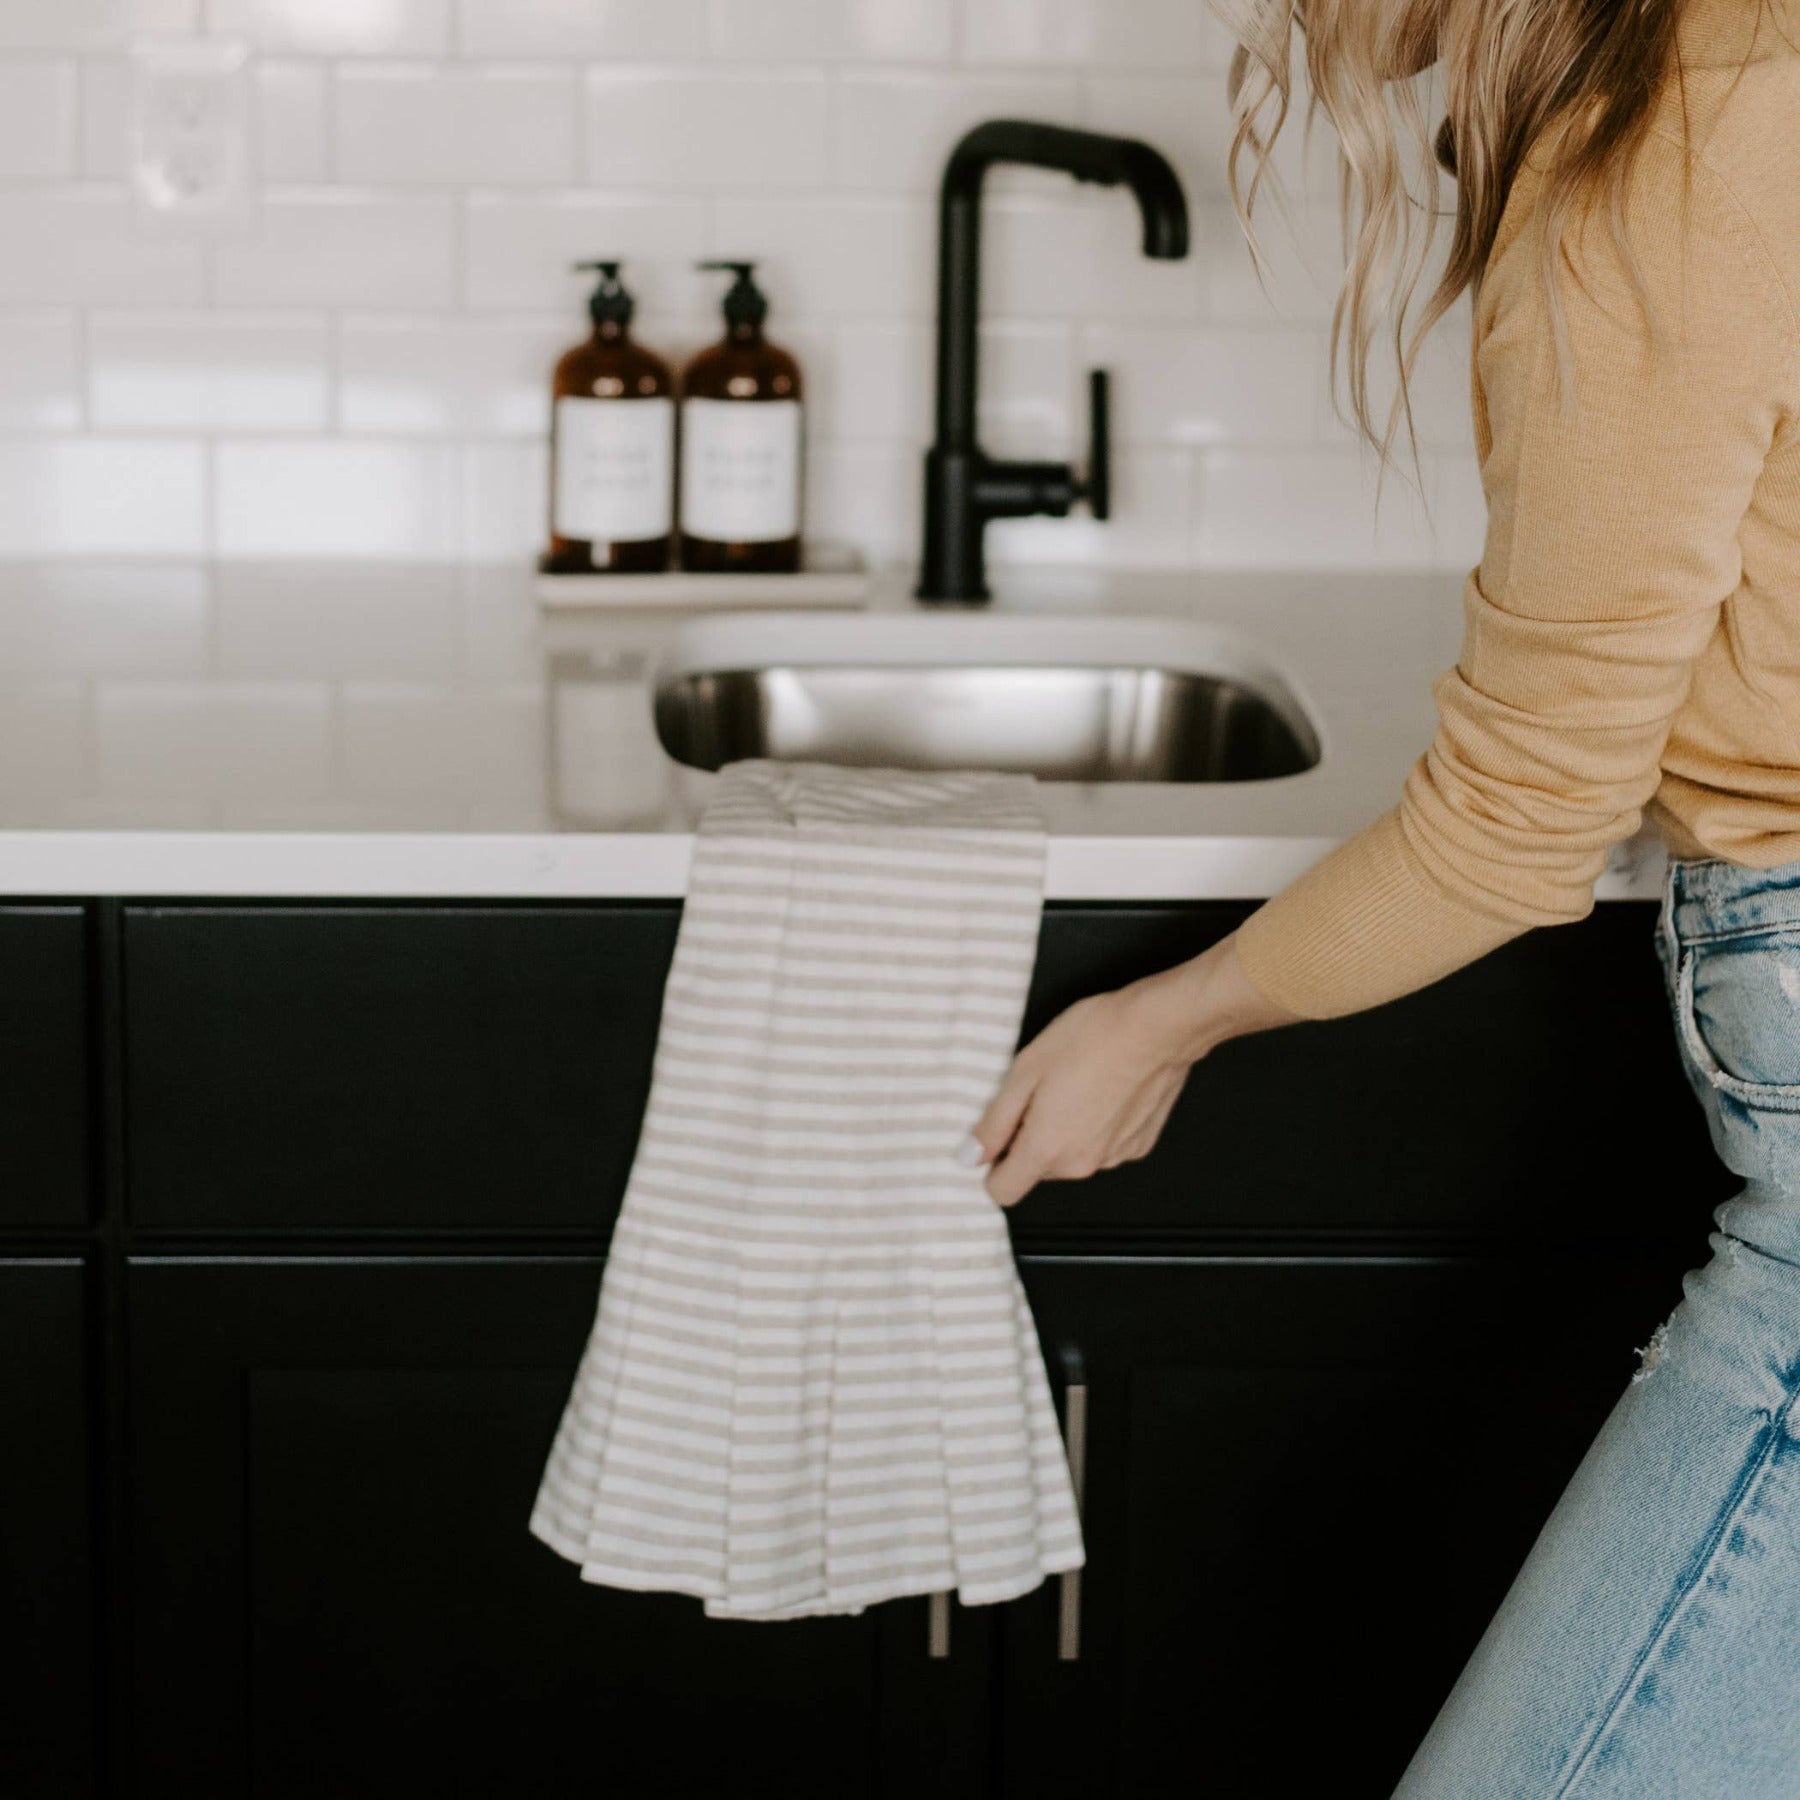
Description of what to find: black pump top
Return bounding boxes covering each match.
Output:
[573,259,635,330]
[700,260,769,331]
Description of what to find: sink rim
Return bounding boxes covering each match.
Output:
[648,608,1328,777]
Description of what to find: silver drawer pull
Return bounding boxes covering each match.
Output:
[928,1589,952,1659]
[1059,1346,1089,1663]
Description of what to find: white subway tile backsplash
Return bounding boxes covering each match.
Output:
[804,442,917,564]
[707,0,840,60]
[1426,448,1487,567]
[460,441,549,560]
[212,190,456,308]
[0,315,83,430]
[0,22,1475,575]
[981,324,1077,457]
[96,679,332,801]
[1084,73,1340,207]
[816,321,1076,457]
[814,321,930,444]
[0,563,208,673]
[835,71,1078,191]
[256,60,330,181]
[986,195,1204,322]
[1315,303,1475,454]
[336,65,579,187]
[844,0,955,62]
[1193,446,1472,568]
[89,312,330,430]
[214,442,460,557]
[1080,322,1316,448]
[583,67,829,190]
[215,562,459,676]
[207,0,451,57]
[708,195,934,317]
[962,0,1206,70]
[82,56,330,181]
[457,0,705,60]
[0,60,77,176]
[1198,8,1241,72]
[0,441,206,556]
[78,59,130,177]
[464,192,709,314]
[340,316,564,436]
[0,188,205,305]
[1201,198,1341,324]
[0,0,193,51]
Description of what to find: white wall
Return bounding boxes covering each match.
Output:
[0,0,1484,570]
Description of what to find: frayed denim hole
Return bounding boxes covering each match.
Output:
[1631,1319,1671,1383]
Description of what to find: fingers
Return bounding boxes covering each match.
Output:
[984,1127,1048,1209]
[965,1055,1037,1168]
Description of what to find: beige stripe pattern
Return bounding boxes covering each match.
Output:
[529,759,1085,1620]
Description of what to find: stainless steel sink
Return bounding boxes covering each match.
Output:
[652,614,1322,784]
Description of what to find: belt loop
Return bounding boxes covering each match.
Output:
[1659,854,1683,970]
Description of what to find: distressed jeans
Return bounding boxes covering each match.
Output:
[1395,854,1800,1800]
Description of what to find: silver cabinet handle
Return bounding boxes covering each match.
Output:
[1059,1346,1089,1663]
[928,1589,952,1659]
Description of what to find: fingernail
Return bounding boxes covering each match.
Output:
[954,1134,987,1168]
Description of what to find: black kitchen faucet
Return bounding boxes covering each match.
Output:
[917,120,1191,604]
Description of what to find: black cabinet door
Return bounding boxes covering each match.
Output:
[1,1260,95,1797]
[128,1257,989,1799]
[0,906,89,1226]
[1020,904,1727,1244]
[123,905,679,1233]
[996,1250,1691,1800]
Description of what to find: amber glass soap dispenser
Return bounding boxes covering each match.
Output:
[542,260,675,575]
[680,261,804,575]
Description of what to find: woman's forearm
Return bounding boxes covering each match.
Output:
[1134,930,1305,1064]
[964,932,1300,1207]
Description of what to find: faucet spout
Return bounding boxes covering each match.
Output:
[919,120,1191,603]
[943,121,1190,265]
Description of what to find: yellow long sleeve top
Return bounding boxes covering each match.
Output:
[1234,0,1800,1019]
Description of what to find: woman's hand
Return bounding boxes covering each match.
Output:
[960,932,1299,1208]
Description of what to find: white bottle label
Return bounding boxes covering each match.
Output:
[680,398,802,543]
[552,395,674,543]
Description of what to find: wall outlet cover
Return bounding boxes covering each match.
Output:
[127,38,259,236]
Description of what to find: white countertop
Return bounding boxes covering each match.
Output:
[0,561,1666,901]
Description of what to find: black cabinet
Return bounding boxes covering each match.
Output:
[120,901,1726,1247]
[1,905,89,1226]
[127,1256,989,1799]
[999,1254,1689,1800]
[1022,905,1728,1245]
[0,894,1730,1799]
[123,906,678,1233]
[1,1260,96,1798]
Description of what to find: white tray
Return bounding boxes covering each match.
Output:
[535,544,872,611]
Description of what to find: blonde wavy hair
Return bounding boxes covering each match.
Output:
[1212,0,1773,473]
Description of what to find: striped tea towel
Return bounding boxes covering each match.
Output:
[529,759,1086,1621]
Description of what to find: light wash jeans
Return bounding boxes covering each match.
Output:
[1396,854,1800,1800]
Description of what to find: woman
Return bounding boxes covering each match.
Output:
[963,0,1800,1792]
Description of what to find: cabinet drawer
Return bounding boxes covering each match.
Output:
[0,906,89,1228]
[123,905,680,1232]
[1019,902,1728,1244]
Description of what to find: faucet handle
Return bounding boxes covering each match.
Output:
[1077,368,1111,522]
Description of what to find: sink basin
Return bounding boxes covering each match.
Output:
[652,612,1322,784]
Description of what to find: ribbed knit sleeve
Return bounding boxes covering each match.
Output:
[1235,134,1797,1020]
